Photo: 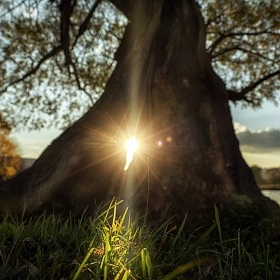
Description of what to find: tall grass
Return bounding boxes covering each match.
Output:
[0,200,279,279]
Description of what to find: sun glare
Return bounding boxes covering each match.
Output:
[124,137,139,171]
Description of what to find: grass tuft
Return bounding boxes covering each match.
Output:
[0,201,279,279]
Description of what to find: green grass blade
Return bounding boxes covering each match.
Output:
[214,205,223,249]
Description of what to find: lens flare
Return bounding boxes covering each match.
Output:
[124,137,138,170]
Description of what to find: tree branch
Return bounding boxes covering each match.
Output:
[212,45,274,61]
[227,90,250,103]
[228,69,280,102]
[205,13,223,27]
[0,46,62,96]
[208,30,280,55]
[207,32,226,54]
[59,0,76,67]
[70,61,95,106]
[72,0,103,48]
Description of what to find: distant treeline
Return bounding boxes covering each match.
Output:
[251,165,280,190]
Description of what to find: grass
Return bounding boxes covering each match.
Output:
[0,200,280,279]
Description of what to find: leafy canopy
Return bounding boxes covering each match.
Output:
[200,0,280,106]
[0,0,279,130]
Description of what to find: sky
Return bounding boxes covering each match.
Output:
[230,101,280,168]
[11,100,279,168]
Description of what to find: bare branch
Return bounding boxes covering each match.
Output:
[240,69,280,95]
[207,32,226,54]
[0,46,62,96]
[208,30,280,55]
[70,61,94,106]
[228,69,280,102]
[72,0,103,48]
[212,46,274,62]
[227,90,250,103]
[59,0,76,67]
[0,0,26,18]
[205,13,223,27]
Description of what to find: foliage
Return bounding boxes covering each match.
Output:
[0,114,21,182]
[264,168,280,185]
[199,0,280,107]
[251,165,280,189]
[0,0,127,129]
[0,200,280,279]
[0,0,279,130]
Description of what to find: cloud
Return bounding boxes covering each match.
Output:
[234,122,248,133]
[234,123,280,153]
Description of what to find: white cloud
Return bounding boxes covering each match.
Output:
[234,122,249,133]
[234,123,280,153]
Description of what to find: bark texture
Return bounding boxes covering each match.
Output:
[0,0,274,225]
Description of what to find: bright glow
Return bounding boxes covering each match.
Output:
[156,140,163,147]
[166,136,172,143]
[124,137,138,170]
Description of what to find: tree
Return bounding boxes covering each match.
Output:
[265,168,280,185]
[1,0,279,129]
[0,114,21,182]
[0,0,279,225]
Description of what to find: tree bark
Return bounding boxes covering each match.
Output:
[0,0,276,225]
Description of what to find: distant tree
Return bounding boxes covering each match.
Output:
[0,114,21,182]
[265,168,280,185]
[0,0,279,225]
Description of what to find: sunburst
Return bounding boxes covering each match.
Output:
[124,136,139,170]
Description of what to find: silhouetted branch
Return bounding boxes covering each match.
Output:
[227,90,250,103]
[0,46,62,96]
[72,0,103,48]
[208,30,280,55]
[205,13,224,27]
[59,0,76,68]
[212,46,274,61]
[71,61,94,106]
[228,69,280,102]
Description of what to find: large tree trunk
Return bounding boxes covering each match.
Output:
[0,0,276,225]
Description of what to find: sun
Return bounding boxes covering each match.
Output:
[124,137,139,170]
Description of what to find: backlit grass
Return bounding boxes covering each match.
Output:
[0,200,279,279]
